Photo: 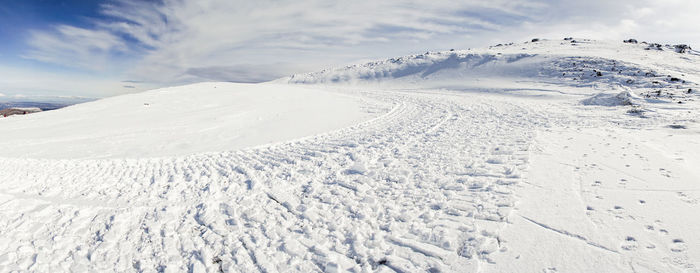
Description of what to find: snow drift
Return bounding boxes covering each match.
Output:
[581,89,641,106]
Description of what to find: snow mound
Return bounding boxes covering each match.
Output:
[581,89,640,106]
[0,82,380,159]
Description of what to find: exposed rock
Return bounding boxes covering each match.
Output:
[674,44,691,53]
[0,107,42,117]
[645,43,663,50]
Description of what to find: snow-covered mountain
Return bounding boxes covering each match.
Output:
[1,39,699,272]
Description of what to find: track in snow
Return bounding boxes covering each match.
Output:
[0,89,561,272]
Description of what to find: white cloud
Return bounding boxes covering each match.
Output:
[18,0,700,95]
[0,65,156,97]
[23,25,129,71]
[517,0,700,45]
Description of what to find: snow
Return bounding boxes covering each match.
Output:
[0,82,381,159]
[490,125,700,272]
[580,88,640,106]
[1,39,699,272]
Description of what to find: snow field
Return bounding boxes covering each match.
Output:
[0,39,699,272]
[0,82,381,159]
[0,89,563,272]
[489,125,700,272]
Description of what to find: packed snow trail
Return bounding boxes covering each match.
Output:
[0,88,560,272]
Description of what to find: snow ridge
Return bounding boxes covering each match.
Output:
[284,39,699,103]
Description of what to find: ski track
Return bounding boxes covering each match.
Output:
[1,89,568,272]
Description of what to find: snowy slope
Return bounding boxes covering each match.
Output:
[1,39,699,273]
[0,82,382,159]
[283,39,699,103]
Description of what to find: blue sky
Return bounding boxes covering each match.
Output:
[0,1,99,50]
[1,0,699,98]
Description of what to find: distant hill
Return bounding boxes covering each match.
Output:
[0,96,95,111]
[280,39,699,103]
[0,101,71,111]
[0,107,42,117]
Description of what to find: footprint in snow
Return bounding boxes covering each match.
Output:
[343,162,367,175]
[620,236,638,251]
[677,192,698,204]
[658,168,672,178]
[670,239,687,253]
[649,220,670,235]
[542,267,558,273]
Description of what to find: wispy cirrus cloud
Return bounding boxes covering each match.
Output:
[23,25,128,71]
